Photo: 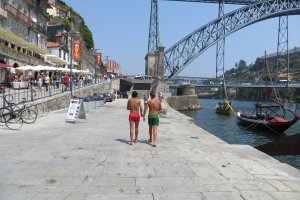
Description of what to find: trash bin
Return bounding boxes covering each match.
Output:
[83,97,90,112]
[94,96,101,107]
[87,96,94,111]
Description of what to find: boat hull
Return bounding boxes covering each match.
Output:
[215,106,231,115]
[236,112,298,133]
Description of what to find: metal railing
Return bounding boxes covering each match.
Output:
[0,78,105,108]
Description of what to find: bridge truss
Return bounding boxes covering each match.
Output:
[148,0,298,81]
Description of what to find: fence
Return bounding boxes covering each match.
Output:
[0,78,104,108]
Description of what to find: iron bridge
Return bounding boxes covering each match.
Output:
[148,0,300,79]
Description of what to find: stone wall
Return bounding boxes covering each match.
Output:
[167,95,200,111]
[33,80,120,112]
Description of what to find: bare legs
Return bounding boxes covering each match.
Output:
[129,121,139,145]
[129,121,134,145]
[152,126,157,147]
[134,122,139,143]
[149,125,157,147]
[148,126,152,143]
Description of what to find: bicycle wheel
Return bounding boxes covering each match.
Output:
[0,105,20,123]
[20,108,37,124]
[4,109,23,130]
[37,103,49,117]
[4,94,14,104]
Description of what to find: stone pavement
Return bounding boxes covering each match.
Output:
[0,99,300,200]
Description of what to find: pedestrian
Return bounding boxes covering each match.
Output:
[127,91,143,145]
[63,74,70,91]
[29,77,36,96]
[55,74,61,89]
[37,75,43,90]
[44,74,50,92]
[143,91,162,147]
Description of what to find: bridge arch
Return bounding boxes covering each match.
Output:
[164,0,300,79]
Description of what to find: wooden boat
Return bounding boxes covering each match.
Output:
[236,102,300,133]
[215,101,231,115]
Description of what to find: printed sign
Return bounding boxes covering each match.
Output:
[72,37,81,60]
[66,99,86,122]
[96,53,102,65]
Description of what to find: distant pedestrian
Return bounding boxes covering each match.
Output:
[127,91,143,145]
[63,74,70,91]
[29,77,36,96]
[55,74,61,89]
[143,91,162,147]
[44,74,50,92]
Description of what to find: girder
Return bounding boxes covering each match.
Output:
[148,0,160,52]
[161,0,262,5]
[164,0,300,79]
[276,16,289,84]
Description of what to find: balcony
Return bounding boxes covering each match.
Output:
[4,3,32,27]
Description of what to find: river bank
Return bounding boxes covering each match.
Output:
[181,98,300,170]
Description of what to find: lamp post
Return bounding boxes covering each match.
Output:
[68,31,80,98]
[94,48,100,84]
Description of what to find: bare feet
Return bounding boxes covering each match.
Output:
[134,139,138,143]
[148,139,152,143]
[152,144,157,147]
[129,142,133,145]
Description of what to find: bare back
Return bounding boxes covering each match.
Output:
[127,98,142,114]
[147,99,162,115]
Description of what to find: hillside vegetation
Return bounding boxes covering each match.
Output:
[49,0,94,50]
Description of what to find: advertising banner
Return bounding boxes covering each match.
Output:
[107,60,111,72]
[72,37,81,60]
[96,53,102,65]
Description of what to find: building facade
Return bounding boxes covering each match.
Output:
[0,0,50,83]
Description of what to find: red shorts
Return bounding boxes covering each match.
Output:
[129,112,140,122]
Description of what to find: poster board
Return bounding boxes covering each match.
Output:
[65,99,86,122]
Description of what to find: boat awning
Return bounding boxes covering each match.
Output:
[0,26,47,55]
[44,54,70,65]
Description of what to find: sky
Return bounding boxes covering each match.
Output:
[63,0,300,78]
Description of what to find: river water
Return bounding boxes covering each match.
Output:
[181,98,300,170]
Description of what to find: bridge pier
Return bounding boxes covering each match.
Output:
[145,45,165,79]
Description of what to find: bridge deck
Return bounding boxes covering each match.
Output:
[0,99,299,199]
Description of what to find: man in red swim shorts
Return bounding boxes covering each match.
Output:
[127,91,143,145]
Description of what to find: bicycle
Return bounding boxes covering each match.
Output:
[0,95,23,130]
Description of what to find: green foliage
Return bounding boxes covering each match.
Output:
[56,0,94,49]
[79,24,94,49]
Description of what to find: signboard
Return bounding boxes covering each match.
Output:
[96,53,102,65]
[107,60,111,72]
[66,99,86,122]
[72,37,81,60]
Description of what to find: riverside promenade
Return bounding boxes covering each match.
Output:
[0,99,300,200]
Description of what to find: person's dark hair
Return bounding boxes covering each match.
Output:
[132,91,138,98]
[150,91,156,99]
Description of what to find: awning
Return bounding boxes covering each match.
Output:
[0,26,47,55]
[0,63,13,68]
[44,54,70,65]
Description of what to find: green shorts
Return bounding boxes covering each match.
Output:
[148,114,159,126]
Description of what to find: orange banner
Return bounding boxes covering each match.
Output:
[72,37,81,60]
[96,53,102,65]
[107,60,111,72]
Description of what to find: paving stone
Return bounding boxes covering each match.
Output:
[240,191,275,200]
[202,191,244,200]
[153,192,204,200]
[269,191,300,200]
[0,99,299,199]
